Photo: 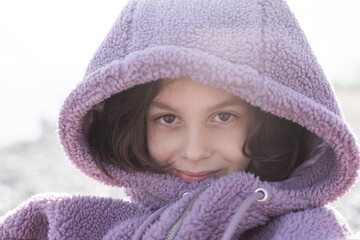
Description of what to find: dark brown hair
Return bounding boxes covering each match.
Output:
[88,79,306,181]
[243,110,306,181]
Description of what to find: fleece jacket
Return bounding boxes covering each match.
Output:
[1,0,359,239]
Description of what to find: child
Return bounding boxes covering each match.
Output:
[1,0,359,239]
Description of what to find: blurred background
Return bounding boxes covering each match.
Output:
[0,0,359,233]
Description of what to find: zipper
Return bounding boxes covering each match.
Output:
[165,184,210,240]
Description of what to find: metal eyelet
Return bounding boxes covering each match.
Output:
[182,192,190,198]
[255,188,268,202]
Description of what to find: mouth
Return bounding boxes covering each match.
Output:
[175,169,220,183]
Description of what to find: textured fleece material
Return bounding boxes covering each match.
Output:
[1,0,360,239]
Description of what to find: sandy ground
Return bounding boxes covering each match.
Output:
[0,84,359,234]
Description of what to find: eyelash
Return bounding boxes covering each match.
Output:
[156,114,179,126]
[152,114,176,128]
[154,112,237,127]
[213,113,236,125]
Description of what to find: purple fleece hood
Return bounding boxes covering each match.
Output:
[59,0,359,212]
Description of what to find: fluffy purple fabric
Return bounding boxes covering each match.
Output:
[1,0,359,239]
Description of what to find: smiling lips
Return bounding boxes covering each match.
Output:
[176,170,220,183]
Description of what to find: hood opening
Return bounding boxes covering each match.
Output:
[59,46,359,208]
[269,131,333,190]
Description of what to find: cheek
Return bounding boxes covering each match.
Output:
[215,124,248,148]
[219,139,250,172]
[147,126,175,164]
[216,135,245,159]
[214,124,250,166]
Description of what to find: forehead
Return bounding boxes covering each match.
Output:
[151,77,248,112]
[156,77,239,100]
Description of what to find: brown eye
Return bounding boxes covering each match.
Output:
[218,113,231,121]
[162,114,176,123]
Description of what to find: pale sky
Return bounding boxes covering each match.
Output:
[0,0,359,148]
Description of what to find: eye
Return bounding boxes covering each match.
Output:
[162,114,176,123]
[156,114,179,125]
[213,112,235,123]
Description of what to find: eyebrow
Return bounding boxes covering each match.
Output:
[149,97,248,112]
[208,98,248,112]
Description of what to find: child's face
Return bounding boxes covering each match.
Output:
[147,77,254,183]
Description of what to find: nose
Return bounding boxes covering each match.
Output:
[180,125,212,162]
